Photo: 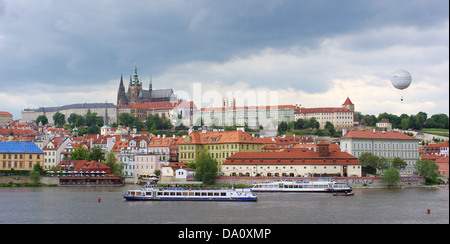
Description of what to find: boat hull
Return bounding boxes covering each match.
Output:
[251,188,350,193]
[123,195,256,201]
[251,180,352,193]
[123,187,257,202]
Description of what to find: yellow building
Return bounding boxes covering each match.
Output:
[178,130,262,170]
[0,142,44,171]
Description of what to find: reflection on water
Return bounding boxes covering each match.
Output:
[0,186,448,224]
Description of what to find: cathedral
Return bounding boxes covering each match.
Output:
[117,65,176,106]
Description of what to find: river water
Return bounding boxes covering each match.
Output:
[0,186,448,224]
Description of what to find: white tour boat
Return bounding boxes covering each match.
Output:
[251,180,352,193]
[123,185,257,201]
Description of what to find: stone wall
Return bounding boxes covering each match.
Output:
[215,176,425,188]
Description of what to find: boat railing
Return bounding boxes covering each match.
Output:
[143,186,238,191]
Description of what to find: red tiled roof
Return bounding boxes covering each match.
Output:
[200,105,296,112]
[223,147,360,166]
[342,97,354,106]
[0,111,13,116]
[181,130,261,145]
[133,101,179,110]
[298,107,352,113]
[58,160,111,174]
[424,142,449,149]
[341,130,417,140]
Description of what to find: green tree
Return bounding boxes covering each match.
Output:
[306,117,320,129]
[118,112,135,127]
[105,151,122,175]
[415,159,439,184]
[70,147,89,160]
[277,121,289,132]
[324,121,336,136]
[53,111,66,127]
[381,167,400,188]
[358,152,380,175]
[194,148,218,185]
[36,115,48,126]
[391,157,407,171]
[87,146,105,162]
[29,163,45,183]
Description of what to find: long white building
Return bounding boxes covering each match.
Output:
[22,103,117,125]
[340,129,419,175]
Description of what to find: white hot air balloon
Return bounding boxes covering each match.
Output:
[391,69,412,101]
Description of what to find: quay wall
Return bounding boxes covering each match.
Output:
[0,176,59,185]
[215,176,425,188]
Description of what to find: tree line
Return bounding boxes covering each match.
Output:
[358,111,448,130]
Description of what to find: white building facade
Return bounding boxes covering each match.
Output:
[340,130,419,175]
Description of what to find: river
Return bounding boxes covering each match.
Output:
[0,186,448,224]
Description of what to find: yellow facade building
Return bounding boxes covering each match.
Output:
[178,130,262,170]
[0,142,44,171]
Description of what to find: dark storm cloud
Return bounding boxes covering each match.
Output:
[0,0,448,118]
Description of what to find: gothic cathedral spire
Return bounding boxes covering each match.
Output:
[117,74,128,106]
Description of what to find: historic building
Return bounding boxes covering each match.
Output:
[294,97,358,130]
[0,142,44,171]
[22,103,117,125]
[117,65,176,106]
[178,130,263,169]
[340,129,419,175]
[222,142,362,177]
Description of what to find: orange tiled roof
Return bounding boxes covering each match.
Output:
[424,142,449,149]
[148,136,172,147]
[341,130,417,140]
[342,97,354,106]
[223,145,360,166]
[181,130,261,145]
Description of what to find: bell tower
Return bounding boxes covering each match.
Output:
[128,65,142,105]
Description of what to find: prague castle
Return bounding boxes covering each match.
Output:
[117,65,176,106]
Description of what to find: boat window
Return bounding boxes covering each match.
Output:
[214,192,219,196]
[164,192,169,196]
[221,192,226,196]
[183,192,188,196]
[195,192,201,196]
[189,192,194,196]
[136,192,142,195]
[170,192,175,196]
[176,192,182,196]
[202,192,207,196]
[145,192,152,196]
[158,192,162,196]
[208,192,213,196]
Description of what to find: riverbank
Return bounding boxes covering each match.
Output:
[0,175,435,189]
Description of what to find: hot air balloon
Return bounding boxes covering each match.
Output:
[391,69,412,101]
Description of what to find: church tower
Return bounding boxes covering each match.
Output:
[128,65,142,105]
[117,74,128,106]
[342,97,354,112]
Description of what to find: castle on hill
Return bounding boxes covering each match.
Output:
[117,65,176,106]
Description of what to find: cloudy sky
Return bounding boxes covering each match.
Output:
[0,0,448,120]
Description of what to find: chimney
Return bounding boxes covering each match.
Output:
[316,142,330,157]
